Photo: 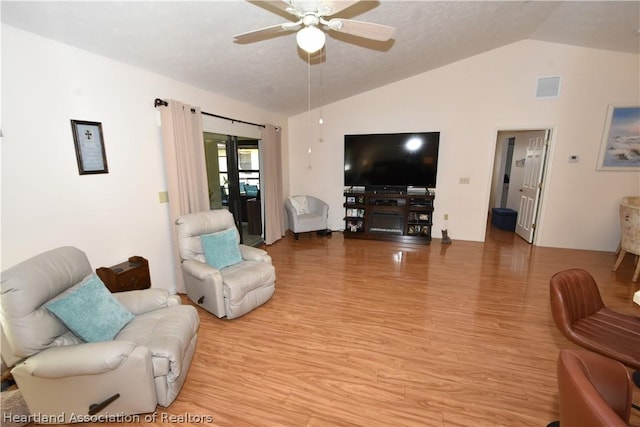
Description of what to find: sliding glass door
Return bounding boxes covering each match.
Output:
[204,133,262,246]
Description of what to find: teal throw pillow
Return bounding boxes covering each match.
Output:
[201,228,243,270]
[46,274,134,342]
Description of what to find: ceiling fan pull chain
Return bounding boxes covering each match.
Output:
[319,49,324,125]
[307,51,312,167]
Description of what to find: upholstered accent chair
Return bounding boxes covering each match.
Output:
[0,246,199,422]
[284,195,329,239]
[613,197,640,282]
[175,209,275,319]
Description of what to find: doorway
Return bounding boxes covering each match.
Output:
[204,133,263,246]
[489,129,550,244]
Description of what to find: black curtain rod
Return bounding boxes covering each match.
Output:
[154,98,265,129]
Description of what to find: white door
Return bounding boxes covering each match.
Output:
[515,132,549,242]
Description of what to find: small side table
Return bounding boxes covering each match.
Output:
[96,256,151,293]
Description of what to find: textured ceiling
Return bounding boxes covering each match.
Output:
[2,1,639,116]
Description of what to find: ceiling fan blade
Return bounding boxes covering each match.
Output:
[258,0,304,17]
[234,22,300,43]
[327,18,396,41]
[260,0,294,11]
[318,0,360,16]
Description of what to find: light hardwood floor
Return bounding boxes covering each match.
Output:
[111,227,640,426]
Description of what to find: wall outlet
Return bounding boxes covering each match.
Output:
[444,213,449,220]
[459,177,471,184]
[158,191,169,204]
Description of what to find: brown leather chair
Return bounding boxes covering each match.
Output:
[549,268,640,387]
[554,349,637,427]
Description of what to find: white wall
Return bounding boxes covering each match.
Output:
[1,25,287,289]
[490,135,509,210]
[287,40,639,251]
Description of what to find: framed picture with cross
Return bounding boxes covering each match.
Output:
[71,119,109,175]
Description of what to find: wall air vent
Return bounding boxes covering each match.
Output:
[536,76,561,98]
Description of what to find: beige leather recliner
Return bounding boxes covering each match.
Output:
[0,246,199,423]
[175,209,275,319]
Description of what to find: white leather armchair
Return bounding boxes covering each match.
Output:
[285,195,329,239]
[175,209,275,319]
[0,247,199,422]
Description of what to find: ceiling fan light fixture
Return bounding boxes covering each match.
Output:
[297,25,325,53]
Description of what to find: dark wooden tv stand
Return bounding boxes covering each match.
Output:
[343,190,434,244]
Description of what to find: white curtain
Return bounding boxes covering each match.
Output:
[159,99,210,292]
[261,124,286,245]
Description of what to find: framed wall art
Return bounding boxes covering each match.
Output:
[596,105,640,171]
[71,120,109,175]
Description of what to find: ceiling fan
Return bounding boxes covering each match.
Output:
[233,0,396,53]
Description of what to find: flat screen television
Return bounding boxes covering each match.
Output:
[344,132,440,191]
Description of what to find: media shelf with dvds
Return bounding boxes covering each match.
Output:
[342,190,434,244]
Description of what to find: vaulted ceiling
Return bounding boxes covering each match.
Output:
[2,1,639,116]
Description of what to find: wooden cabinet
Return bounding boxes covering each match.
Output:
[343,191,434,244]
[406,197,434,239]
[96,256,151,293]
